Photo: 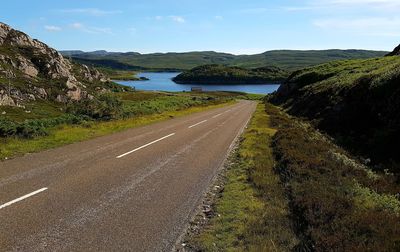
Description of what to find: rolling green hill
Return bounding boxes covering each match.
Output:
[173,64,288,84]
[271,54,400,173]
[61,49,387,71]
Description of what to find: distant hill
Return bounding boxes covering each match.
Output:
[61,49,387,71]
[173,64,288,84]
[271,53,400,172]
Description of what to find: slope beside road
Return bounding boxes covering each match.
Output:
[0,100,256,251]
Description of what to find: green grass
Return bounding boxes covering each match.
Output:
[267,103,400,251]
[191,103,297,251]
[0,99,235,160]
[0,91,243,160]
[0,100,65,122]
[98,68,139,80]
[271,55,400,172]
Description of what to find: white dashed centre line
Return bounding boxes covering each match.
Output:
[117,133,176,159]
[212,113,223,118]
[188,120,208,129]
[0,187,48,210]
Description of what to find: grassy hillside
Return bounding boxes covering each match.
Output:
[1,91,247,160]
[232,49,387,70]
[271,55,400,174]
[173,64,288,84]
[62,50,387,71]
[267,104,400,251]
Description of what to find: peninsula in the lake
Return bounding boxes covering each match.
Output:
[172,64,288,84]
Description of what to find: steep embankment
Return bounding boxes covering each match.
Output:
[271,51,400,173]
[0,22,124,108]
[173,64,288,84]
[267,103,400,251]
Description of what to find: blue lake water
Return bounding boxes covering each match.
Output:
[115,72,280,94]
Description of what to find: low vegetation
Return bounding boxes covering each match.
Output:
[173,64,288,84]
[189,101,400,251]
[98,68,139,81]
[190,103,298,251]
[272,55,400,174]
[267,103,400,251]
[0,91,241,160]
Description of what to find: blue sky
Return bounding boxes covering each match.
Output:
[1,0,399,54]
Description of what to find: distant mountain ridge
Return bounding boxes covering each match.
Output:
[61,49,388,71]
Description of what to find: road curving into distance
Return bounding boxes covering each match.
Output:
[0,100,256,251]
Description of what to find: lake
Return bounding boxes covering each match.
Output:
[115,72,280,94]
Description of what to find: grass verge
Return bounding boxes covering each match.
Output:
[0,100,234,160]
[190,103,298,251]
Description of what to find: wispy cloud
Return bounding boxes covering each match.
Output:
[44,25,61,32]
[60,8,122,16]
[152,15,186,23]
[69,22,113,35]
[313,17,400,36]
[169,16,185,23]
[313,17,400,28]
[286,0,400,11]
[215,15,223,20]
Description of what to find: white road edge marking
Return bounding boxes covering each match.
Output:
[0,187,48,210]
[117,133,176,159]
[188,120,208,129]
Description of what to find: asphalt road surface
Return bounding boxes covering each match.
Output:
[0,100,256,251]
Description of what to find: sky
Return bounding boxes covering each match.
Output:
[1,0,399,54]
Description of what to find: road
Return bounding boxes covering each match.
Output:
[0,100,256,251]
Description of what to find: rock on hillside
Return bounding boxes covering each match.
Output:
[0,22,110,106]
[386,44,400,56]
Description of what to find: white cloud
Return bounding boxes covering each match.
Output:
[44,25,61,32]
[70,22,83,29]
[215,15,223,20]
[155,16,163,21]
[60,8,122,16]
[169,16,185,23]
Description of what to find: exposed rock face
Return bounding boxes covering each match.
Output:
[15,55,38,77]
[386,44,400,56]
[0,90,15,106]
[0,22,110,106]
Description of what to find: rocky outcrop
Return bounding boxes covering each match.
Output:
[0,90,15,106]
[80,65,109,83]
[386,44,400,56]
[0,22,112,106]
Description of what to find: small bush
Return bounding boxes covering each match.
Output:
[67,94,123,120]
[0,115,90,139]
